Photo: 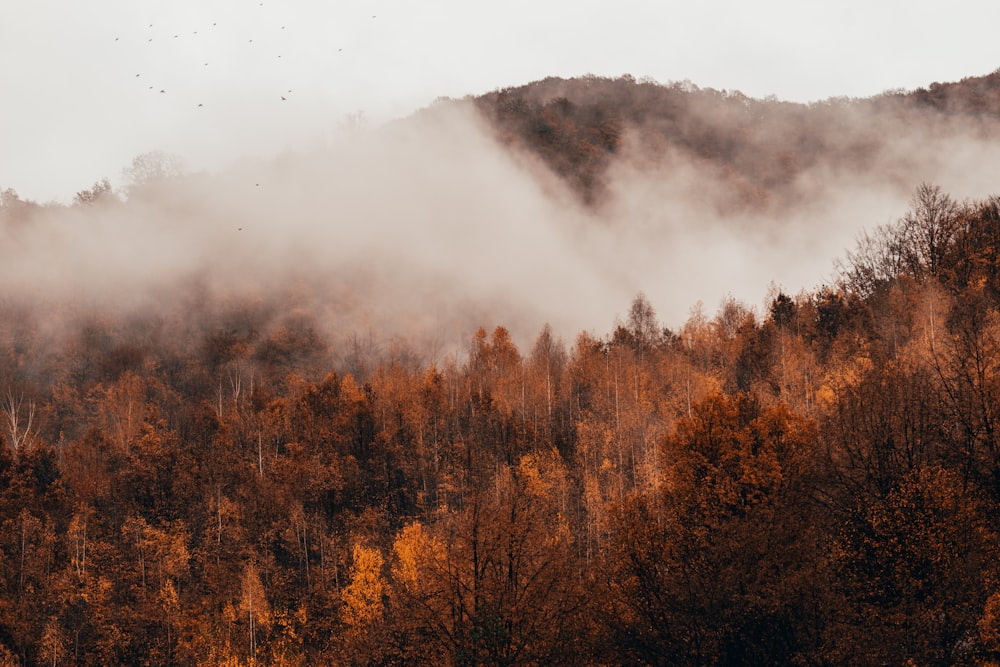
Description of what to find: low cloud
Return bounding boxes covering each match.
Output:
[4,92,1000,366]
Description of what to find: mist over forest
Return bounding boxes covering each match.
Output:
[3,69,1000,665]
[5,68,1000,352]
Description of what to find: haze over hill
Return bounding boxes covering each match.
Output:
[9,67,1000,665]
[4,70,1000,358]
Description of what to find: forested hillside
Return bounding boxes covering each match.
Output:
[472,69,1000,207]
[3,70,1000,665]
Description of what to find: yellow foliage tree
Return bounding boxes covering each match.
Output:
[341,543,385,630]
[239,561,271,661]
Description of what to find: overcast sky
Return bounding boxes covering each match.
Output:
[3,0,999,203]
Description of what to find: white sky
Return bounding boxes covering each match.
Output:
[2,0,999,203]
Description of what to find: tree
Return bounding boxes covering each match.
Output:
[0,187,41,225]
[121,151,183,196]
[386,453,588,665]
[838,184,961,297]
[898,183,961,280]
[831,466,996,664]
[464,326,526,468]
[822,358,944,498]
[38,617,66,667]
[340,543,385,631]
[837,223,907,298]
[2,386,35,455]
[941,195,1000,297]
[88,371,148,453]
[931,295,1000,500]
[525,324,570,450]
[239,560,271,661]
[388,521,448,661]
[339,542,387,663]
[74,178,115,206]
[607,391,826,665]
[625,292,660,352]
[769,291,796,328]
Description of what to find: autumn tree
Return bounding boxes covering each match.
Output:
[239,560,271,662]
[38,617,67,667]
[830,466,996,664]
[607,391,827,665]
[386,452,589,665]
[821,357,945,499]
[940,195,1000,296]
[339,542,387,662]
[839,184,962,298]
[930,291,1000,500]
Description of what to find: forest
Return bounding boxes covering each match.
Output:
[471,68,1000,209]
[3,72,1000,665]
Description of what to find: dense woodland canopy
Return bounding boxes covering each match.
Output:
[3,71,1000,665]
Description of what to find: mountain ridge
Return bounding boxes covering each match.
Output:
[464,67,1000,207]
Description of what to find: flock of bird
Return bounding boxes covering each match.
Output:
[109,7,379,224]
[117,7,376,110]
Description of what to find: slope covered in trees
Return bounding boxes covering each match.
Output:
[2,182,1000,664]
[4,69,1000,664]
[472,69,1000,207]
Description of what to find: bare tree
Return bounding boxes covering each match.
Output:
[899,182,961,279]
[121,150,184,196]
[2,388,35,453]
[838,184,961,296]
[837,223,906,297]
[626,292,660,351]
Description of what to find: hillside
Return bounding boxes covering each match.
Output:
[3,70,1000,664]
[471,68,1000,207]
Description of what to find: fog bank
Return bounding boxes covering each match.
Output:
[4,95,1000,362]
